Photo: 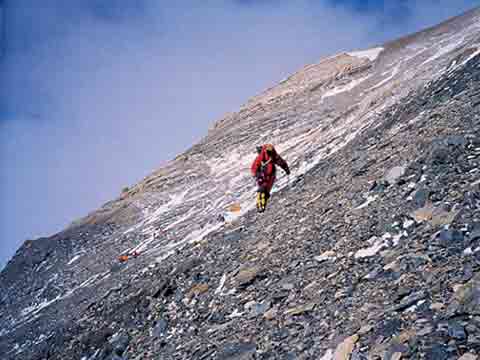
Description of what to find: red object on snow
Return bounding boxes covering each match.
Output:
[251,144,289,193]
[118,251,141,262]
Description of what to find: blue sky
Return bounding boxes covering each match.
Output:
[0,0,478,269]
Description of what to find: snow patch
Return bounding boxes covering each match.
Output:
[67,254,82,265]
[184,224,223,245]
[322,75,370,99]
[144,190,190,226]
[227,309,244,318]
[366,65,400,91]
[348,47,384,61]
[420,36,465,67]
[392,231,407,246]
[406,299,426,313]
[355,195,379,210]
[306,193,324,206]
[314,251,336,262]
[355,231,405,259]
[215,274,227,295]
[78,273,103,289]
[448,46,480,74]
[403,219,415,229]
[319,349,333,360]
[20,296,62,317]
[129,235,156,254]
[355,236,386,259]
[163,208,196,230]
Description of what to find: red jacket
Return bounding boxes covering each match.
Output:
[251,144,290,180]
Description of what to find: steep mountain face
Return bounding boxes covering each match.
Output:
[1,8,480,360]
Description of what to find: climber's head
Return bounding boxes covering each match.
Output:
[265,144,274,156]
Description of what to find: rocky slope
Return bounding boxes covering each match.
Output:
[1,7,480,360]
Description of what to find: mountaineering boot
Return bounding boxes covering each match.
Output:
[256,192,263,212]
[256,191,268,212]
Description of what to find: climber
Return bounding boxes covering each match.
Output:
[251,144,290,212]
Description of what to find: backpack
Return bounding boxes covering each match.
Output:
[256,148,275,183]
